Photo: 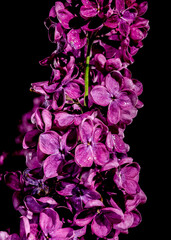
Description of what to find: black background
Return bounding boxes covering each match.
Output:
[0,1,159,239]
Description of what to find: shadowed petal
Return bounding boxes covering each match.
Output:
[91,213,111,238]
[39,208,62,236]
[43,155,62,179]
[74,209,96,226]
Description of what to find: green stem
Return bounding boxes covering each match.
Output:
[84,38,91,107]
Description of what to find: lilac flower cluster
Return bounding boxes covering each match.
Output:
[0,0,149,239]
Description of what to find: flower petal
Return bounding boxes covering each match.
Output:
[56,181,76,196]
[107,101,120,124]
[91,86,111,106]
[20,216,30,239]
[80,4,97,18]
[79,117,94,143]
[67,29,87,50]
[102,207,124,224]
[115,0,125,11]
[93,143,109,166]
[75,144,94,167]
[39,208,62,236]
[105,73,120,96]
[51,227,74,239]
[74,209,96,226]
[55,2,74,29]
[91,213,112,238]
[43,155,62,179]
[24,195,47,213]
[65,82,82,99]
[114,212,134,230]
[39,131,60,155]
[54,112,74,128]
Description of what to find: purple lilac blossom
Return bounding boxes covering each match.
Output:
[0,0,149,239]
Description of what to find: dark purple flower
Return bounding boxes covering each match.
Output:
[39,208,74,239]
[75,116,109,167]
[38,129,78,179]
[114,162,140,195]
[56,180,101,211]
[91,71,138,124]
[74,200,124,238]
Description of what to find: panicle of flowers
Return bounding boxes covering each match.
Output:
[0,0,149,239]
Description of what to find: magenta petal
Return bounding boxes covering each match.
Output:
[75,144,93,167]
[91,86,111,106]
[24,195,46,213]
[123,179,139,195]
[130,27,144,41]
[92,123,104,143]
[79,118,94,143]
[85,200,104,208]
[43,155,61,179]
[91,213,111,238]
[56,181,76,196]
[94,54,106,71]
[105,14,120,28]
[67,29,87,50]
[131,209,142,228]
[115,0,125,11]
[112,134,128,153]
[114,212,134,230]
[119,20,130,37]
[62,128,78,152]
[51,227,74,239]
[106,58,122,71]
[80,5,97,18]
[102,207,124,224]
[39,131,60,155]
[138,1,148,16]
[54,112,74,128]
[74,209,96,227]
[93,143,109,166]
[107,101,120,124]
[20,216,30,239]
[55,2,74,29]
[74,226,87,238]
[39,208,62,236]
[65,82,82,99]
[105,73,120,96]
[122,163,140,179]
[23,129,40,149]
[38,197,57,208]
[5,171,23,191]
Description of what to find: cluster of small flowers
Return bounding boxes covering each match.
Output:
[0,0,149,239]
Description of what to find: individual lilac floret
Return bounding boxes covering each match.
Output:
[75,116,109,167]
[91,71,138,124]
